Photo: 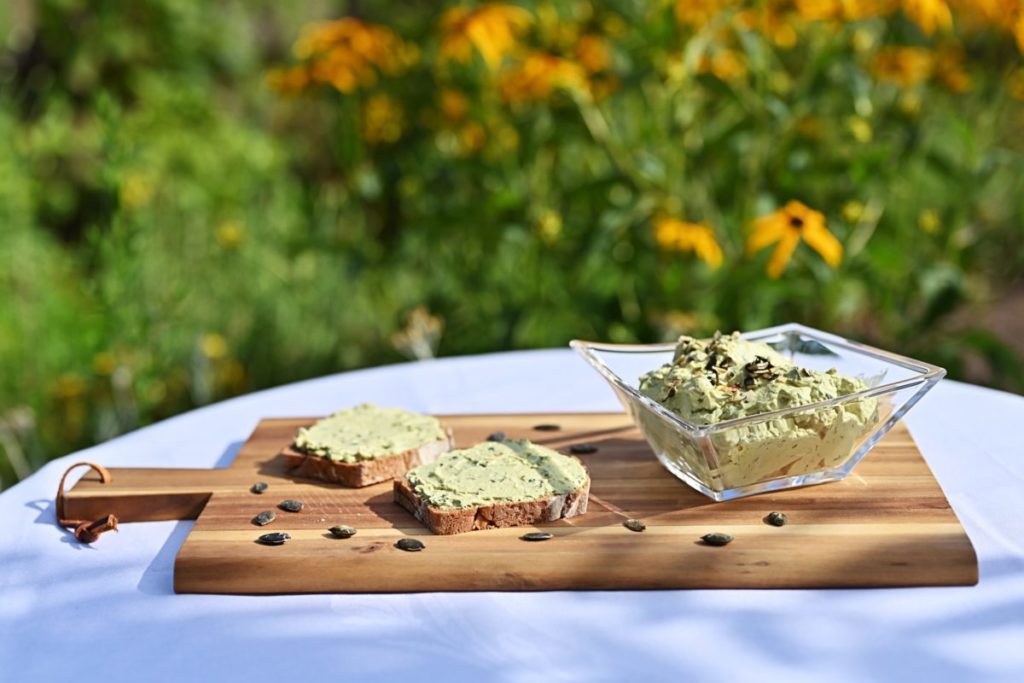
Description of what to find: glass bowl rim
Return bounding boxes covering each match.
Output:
[570,322,946,435]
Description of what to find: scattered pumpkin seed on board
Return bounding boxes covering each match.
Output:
[701,532,734,546]
[256,532,291,546]
[395,538,425,552]
[252,511,276,526]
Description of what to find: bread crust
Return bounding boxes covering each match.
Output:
[282,429,454,488]
[393,475,590,535]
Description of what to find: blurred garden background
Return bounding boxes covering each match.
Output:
[1,0,1023,488]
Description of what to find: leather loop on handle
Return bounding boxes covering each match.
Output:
[56,461,113,528]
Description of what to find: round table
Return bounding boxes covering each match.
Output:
[2,349,1022,682]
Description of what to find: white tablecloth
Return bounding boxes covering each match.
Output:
[1,349,1022,682]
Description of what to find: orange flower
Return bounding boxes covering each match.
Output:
[675,0,737,28]
[440,3,532,70]
[901,0,953,35]
[361,94,404,145]
[265,66,311,95]
[796,0,898,21]
[277,18,415,94]
[499,52,587,104]
[949,0,1022,51]
[1010,68,1024,100]
[747,201,842,278]
[574,35,612,74]
[736,4,799,49]
[654,217,724,269]
[935,43,971,92]
[871,46,933,87]
[698,50,748,81]
[439,88,470,121]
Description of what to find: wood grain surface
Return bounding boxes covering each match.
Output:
[63,413,978,593]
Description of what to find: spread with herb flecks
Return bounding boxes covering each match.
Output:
[405,439,588,510]
[638,332,879,488]
[293,403,447,463]
[639,332,873,425]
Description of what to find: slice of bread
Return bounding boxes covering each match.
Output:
[281,404,454,488]
[393,440,591,535]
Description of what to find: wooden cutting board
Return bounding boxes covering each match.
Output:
[61,413,977,593]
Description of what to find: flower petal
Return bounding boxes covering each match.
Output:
[746,215,787,254]
[767,231,801,278]
[695,229,724,269]
[802,221,844,268]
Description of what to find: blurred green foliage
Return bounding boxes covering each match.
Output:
[1,0,1023,487]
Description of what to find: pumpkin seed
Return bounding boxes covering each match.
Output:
[278,499,304,513]
[765,511,788,527]
[256,532,290,546]
[328,525,357,539]
[486,432,507,442]
[521,531,553,542]
[701,532,734,547]
[623,519,646,532]
[533,423,561,431]
[395,538,425,552]
[569,443,597,454]
[252,510,275,526]
[250,482,268,494]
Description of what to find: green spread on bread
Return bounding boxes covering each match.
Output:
[293,403,447,463]
[404,440,588,510]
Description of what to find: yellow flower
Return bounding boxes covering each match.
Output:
[919,209,940,233]
[216,220,245,249]
[871,47,932,87]
[842,200,865,223]
[265,66,311,95]
[1010,68,1024,100]
[499,52,587,104]
[439,88,470,121]
[795,0,844,21]
[361,94,405,145]
[120,173,154,209]
[847,116,873,142]
[285,18,414,94]
[747,201,842,278]
[675,0,736,28]
[199,333,229,360]
[574,35,612,74]
[654,217,724,269]
[457,121,487,155]
[1016,12,1024,53]
[537,208,563,243]
[949,1,1022,52]
[736,4,799,49]
[796,0,897,20]
[439,3,533,71]
[901,0,953,35]
[93,352,117,376]
[935,43,971,92]
[698,50,748,81]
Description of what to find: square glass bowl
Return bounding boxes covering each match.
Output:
[571,323,945,501]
